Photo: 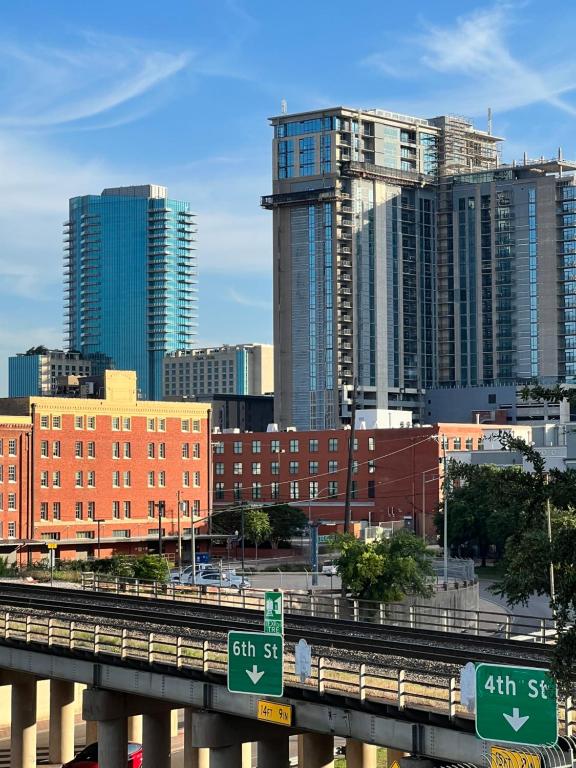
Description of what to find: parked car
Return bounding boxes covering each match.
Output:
[176,569,250,589]
[321,561,337,576]
[62,742,142,768]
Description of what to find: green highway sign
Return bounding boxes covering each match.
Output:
[264,591,283,634]
[476,663,557,745]
[227,631,283,696]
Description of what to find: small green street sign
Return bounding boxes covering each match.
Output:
[476,663,557,746]
[264,591,283,635]
[227,631,283,697]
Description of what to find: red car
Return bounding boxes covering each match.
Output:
[62,742,143,768]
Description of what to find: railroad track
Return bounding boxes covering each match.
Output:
[0,582,553,669]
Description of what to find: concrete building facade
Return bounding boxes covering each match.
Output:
[163,344,273,399]
[64,185,197,401]
[8,350,93,397]
[0,371,210,561]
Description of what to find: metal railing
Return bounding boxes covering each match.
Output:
[79,574,556,644]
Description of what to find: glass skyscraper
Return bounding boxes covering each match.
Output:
[64,185,197,400]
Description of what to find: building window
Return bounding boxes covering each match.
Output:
[148,472,155,488]
[113,501,120,519]
[309,481,319,499]
[8,439,16,456]
[52,416,61,430]
[328,460,338,474]
[53,502,61,520]
[148,501,155,518]
[112,471,120,488]
[289,439,299,453]
[40,502,48,520]
[271,461,279,475]
[233,482,242,501]
[87,471,96,488]
[40,440,48,458]
[193,471,200,487]
[309,439,319,452]
[50,440,60,458]
[158,471,166,487]
[122,417,131,431]
[193,443,201,458]
[368,437,375,451]
[453,438,462,450]
[252,440,261,454]
[123,501,131,518]
[328,481,338,497]
[270,440,280,453]
[112,442,120,459]
[74,416,83,430]
[233,441,243,454]
[213,442,224,454]
[328,438,339,452]
[123,442,131,458]
[147,418,156,432]
[0,439,3,455]
[309,461,319,475]
[181,419,190,432]
[252,482,262,500]
[88,441,96,458]
[52,471,61,488]
[252,462,261,475]
[233,462,243,475]
[368,460,375,474]
[182,443,190,459]
[148,443,155,459]
[75,471,83,487]
[8,466,15,483]
[123,471,131,488]
[271,482,279,499]
[215,462,224,475]
[183,471,190,487]
[40,415,49,429]
[289,461,299,474]
[290,481,299,500]
[40,471,49,488]
[75,441,83,458]
[75,502,83,520]
[368,480,375,499]
[193,420,201,432]
[158,419,166,432]
[112,417,120,431]
[215,482,225,500]
[465,438,473,450]
[352,460,358,474]
[159,443,166,459]
[7,520,15,536]
[87,502,95,520]
[87,416,96,430]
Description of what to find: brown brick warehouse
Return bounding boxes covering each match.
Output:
[211,423,486,539]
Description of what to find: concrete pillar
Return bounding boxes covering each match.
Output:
[257,737,290,768]
[346,739,377,768]
[11,675,37,768]
[98,718,128,768]
[128,715,143,743]
[49,679,76,764]
[171,707,180,737]
[300,733,334,768]
[142,710,171,768]
[388,748,408,767]
[85,720,98,745]
[210,743,243,768]
[183,709,209,768]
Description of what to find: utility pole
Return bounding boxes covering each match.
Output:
[343,379,358,535]
[158,500,165,556]
[442,439,448,585]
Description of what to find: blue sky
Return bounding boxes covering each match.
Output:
[1,0,576,393]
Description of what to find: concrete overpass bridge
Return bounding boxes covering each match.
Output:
[0,584,572,768]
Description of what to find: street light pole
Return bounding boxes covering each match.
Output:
[177,491,182,574]
[96,519,104,559]
[191,503,197,586]
[442,438,448,584]
[158,500,165,556]
[240,502,246,587]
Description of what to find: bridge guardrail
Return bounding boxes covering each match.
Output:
[0,608,573,736]
[79,573,556,644]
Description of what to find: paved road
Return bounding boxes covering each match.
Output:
[479,579,553,634]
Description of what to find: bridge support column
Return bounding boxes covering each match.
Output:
[128,715,143,743]
[99,718,128,768]
[11,673,37,768]
[49,679,76,764]
[85,719,98,745]
[143,710,171,768]
[257,736,290,767]
[210,744,243,767]
[346,739,377,768]
[299,733,334,768]
[183,710,209,768]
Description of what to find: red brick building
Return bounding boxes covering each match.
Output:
[0,371,210,562]
[212,423,487,538]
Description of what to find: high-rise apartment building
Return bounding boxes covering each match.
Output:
[64,185,197,400]
[163,343,273,398]
[263,107,500,429]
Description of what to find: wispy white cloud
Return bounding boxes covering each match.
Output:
[362,4,576,117]
[226,288,272,311]
[0,33,190,128]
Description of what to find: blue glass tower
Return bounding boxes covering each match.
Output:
[64,185,197,400]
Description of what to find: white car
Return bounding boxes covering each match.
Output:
[179,570,250,589]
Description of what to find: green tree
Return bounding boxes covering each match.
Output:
[132,554,169,583]
[334,530,434,603]
[244,508,272,560]
[266,504,308,547]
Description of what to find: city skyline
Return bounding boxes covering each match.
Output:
[3,1,576,393]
